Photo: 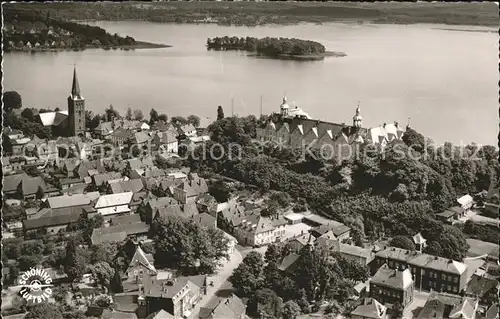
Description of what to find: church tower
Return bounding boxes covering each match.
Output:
[353,102,363,128]
[67,66,85,137]
[280,96,289,117]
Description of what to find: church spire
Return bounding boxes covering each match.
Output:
[71,65,81,99]
[353,101,363,128]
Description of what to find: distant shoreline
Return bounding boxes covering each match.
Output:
[433,27,497,33]
[247,51,347,61]
[6,2,497,28]
[4,41,171,53]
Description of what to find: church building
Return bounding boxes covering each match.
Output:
[256,96,405,154]
[38,67,86,137]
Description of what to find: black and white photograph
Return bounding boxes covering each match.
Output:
[1,2,499,319]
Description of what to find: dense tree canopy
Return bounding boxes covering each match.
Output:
[187,114,201,128]
[3,91,22,112]
[207,36,326,57]
[389,235,416,251]
[184,118,495,261]
[151,216,229,275]
[25,303,63,319]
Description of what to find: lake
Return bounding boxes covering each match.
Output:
[3,21,498,146]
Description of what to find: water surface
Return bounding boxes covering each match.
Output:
[3,22,498,145]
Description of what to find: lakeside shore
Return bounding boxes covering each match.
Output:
[4,41,171,53]
[247,51,346,61]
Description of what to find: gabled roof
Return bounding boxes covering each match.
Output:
[192,213,217,229]
[23,206,83,230]
[413,232,426,245]
[237,213,275,235]
[3,173,29,193]
[110,179,144,194]
[134,131,150,144]
[376,246,468,275]
[339,243,375,263]
[39,111,68,126]
[465,274,499,297]
[47,192,100,209]
[127,245,156,273]
[449,298,477,319]
[111,214,142,226]
[278,253,300,272]
[350,298,387,319]
[155,204,189,220]
[91,222,149,245]
[156,131,177,144]
[199,294,246,319]
[178,123,196,134]
[458,195,474,206]
[20,176,46,195]
[95,121,113,134]
[485,304,499,319]
[95,192,133,209]
[145,310,174,319]
[143,276,191,299]
[371,264,413,290]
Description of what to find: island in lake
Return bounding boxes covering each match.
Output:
[207,36,345,61]
[3,9,170,52]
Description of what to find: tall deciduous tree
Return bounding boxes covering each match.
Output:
[217,105,224,120]
[151,216,229,275]
[149,108,159,124]
[389,235,416,251]
[3,91,22,112]
[133,109,144,121]
[158,114,168,122]
[105,104,119,122]
[187,115,201,128]
[87,261,115,288]
[265,244,283,264]
[64,239,85,282]
[282,300,301,319]
[110,263,124,293]
[125,107,133,120]
[247,288,283,319]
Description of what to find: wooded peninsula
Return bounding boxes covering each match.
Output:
[207,36,346,61]
[3,9,169,52]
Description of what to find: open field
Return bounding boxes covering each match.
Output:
[4,2,498,27]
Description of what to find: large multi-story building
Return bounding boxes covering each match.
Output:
[256,97,405,153]
[370,264,415,308]
[375,246,468,295]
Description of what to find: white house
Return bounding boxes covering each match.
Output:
[94,192,133,221]
[457,195,474,211]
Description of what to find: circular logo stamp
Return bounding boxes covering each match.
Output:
[18,268,53,303]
